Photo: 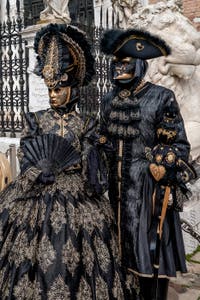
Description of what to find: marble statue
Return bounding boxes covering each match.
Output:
[111,0,141,28]
[40,0,71,24]
[128,0,200,161]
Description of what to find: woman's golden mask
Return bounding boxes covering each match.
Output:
[48,86,71,108]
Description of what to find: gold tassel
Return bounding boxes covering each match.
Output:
[159,186,171,239]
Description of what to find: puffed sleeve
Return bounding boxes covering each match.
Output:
[149,89,196,210]
[16,112,42,191]
[155,89,190,160]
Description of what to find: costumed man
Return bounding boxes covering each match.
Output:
[100,29,196,300]
[0,24,127,299]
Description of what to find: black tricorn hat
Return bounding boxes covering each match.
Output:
[100,28,171,59]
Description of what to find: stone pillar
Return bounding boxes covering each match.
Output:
[21,24,50,112]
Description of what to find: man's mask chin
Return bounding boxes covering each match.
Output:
[117,77,135,84]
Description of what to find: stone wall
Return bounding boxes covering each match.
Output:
[183,0,200,30]
[148,0,200,30]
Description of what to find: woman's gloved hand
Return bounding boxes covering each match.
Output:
[36,159,55,184]
[37,171,55,184]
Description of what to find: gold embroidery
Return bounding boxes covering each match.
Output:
[50,200,66,234]
[110,232,120,264]
[76,277,92,300]
[0,266,9,293]
[0,226,15,261]
[78,200,106,235]
[8,200,33,227]
[47,275,70,300]
[112,272,124,299]
[126,272,140,296]
[27,235,38,265]
[95,275,109,299]
[42,36,59,89]
[82,240,94,276]
[38,234,56,273]
[38,110,84,152]
[8,231,29,268]
[67,202,81,237]
[94,236,110,273]
[0,219,3,242]
[61,33,86,86]
[13,274,42,300]
[62,238,80,276]
[157,128,177,142]
[42,172,84,198]
[37,200,47,228]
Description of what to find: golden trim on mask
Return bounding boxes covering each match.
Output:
[112,56,119,62]
[115,73,134,80]
[121,57,134,63]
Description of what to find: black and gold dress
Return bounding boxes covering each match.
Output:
[0,105,125,299]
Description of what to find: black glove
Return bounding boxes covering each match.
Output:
[37,171,55,184]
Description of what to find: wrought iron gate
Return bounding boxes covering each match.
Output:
[0,0,29,137]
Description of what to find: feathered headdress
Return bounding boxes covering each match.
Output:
[34,24,95,88]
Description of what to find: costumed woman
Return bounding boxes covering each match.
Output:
[100,29,196,300]
[0,24,126,299]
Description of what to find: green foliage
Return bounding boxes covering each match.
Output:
[186,245,200,263]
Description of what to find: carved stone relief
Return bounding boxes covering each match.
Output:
[40,0,71,24]
[128,0,200,161]
[111,0,141,28]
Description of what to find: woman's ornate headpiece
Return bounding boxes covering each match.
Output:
[34,24,95,88]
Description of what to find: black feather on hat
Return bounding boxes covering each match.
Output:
[34,23,95,88]
[100,28,171,59]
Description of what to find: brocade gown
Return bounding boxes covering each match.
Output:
[0,107,125,300]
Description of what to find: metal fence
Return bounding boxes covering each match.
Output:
[0,0,29,137]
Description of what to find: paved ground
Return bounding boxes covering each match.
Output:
[168,252,200,300]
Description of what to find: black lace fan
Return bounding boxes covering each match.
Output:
[22,133,81,173]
